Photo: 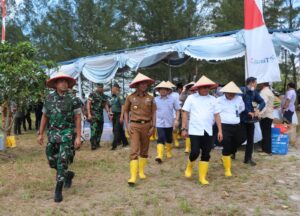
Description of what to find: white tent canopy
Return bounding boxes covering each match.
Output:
[47,29,300,84]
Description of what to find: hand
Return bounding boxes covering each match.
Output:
[254,110,260,117]
[173,120,179,130]
[119,117,123,124]
[148,127,155,137]
[181,130,188,139]
[88,114,92,121]
[217,131,223,142]
[248,112,255,119]
[37,134,44,145]
[75,137,81,150]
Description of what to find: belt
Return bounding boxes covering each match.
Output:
[131,120,151,124]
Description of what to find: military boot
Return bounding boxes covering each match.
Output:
[91,140,97,150]
[64,171,75,188]
[54,181,64,202]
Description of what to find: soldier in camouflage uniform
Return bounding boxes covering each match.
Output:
[37,72,81,203]
[110,82,128,150]
[87,83,110,150]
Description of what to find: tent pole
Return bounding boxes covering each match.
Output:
[168,59,172,81]
[123,71,125,97]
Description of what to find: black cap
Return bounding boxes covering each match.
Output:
[246,77,257,85]
[176,83,183,89]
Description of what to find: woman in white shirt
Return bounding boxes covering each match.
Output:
[217,82,245,177]
[181,76,223,185]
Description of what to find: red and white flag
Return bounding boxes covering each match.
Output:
[244,0,281,83]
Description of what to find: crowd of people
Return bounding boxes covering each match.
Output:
[1,71,297,203]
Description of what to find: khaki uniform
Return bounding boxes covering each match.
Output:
[124,91,156,160]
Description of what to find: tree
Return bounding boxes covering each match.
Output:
[0,42,52,149]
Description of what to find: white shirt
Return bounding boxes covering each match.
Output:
[182,93,220,136]
[170,92,181,118]
[217,95,245,124]
[155,95,181,128]
[260,87,274,119]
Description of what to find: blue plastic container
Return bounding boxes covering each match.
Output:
[271,127,280,135]
[0,135,4,151]
[272,134,289,155]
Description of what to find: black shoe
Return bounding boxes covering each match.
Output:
[244,160,256,166]
[155,158,162,164]
[122,143,129,147]
[231,153,236,160]
[64,171,75,188]
[111,147,117,151]
[54,182,64,202]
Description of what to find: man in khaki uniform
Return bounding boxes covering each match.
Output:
[124,73,156,186]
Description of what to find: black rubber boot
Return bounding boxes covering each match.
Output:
[64,171,75,188]
[54,182,64,203]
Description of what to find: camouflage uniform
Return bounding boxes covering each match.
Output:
[88,91,108,149]
[43,91,81,183]
[110,93,128,149]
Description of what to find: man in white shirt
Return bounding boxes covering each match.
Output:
[155,81,181,163]
[217,82,245,177]
[182,76,223,185]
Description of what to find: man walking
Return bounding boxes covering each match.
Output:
[37,72,82,202]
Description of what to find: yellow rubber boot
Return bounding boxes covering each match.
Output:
[184,138,191,153]
[139,158,147,179]
[166,143,173,158]
[125,130,130,139]
[154,129,158,140]
[155,144,164,163]
[184,159,195,178]
[173,132,180,148]
[128,160,138,186]
[222,156,232,177]
[198,161,209,185]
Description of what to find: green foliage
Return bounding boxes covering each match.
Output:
[0,42,53,104]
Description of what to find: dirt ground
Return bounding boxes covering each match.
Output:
[0,130,299,216]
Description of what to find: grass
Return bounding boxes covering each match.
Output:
[0,129,299,215]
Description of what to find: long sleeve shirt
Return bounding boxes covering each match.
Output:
[240,87,265,123]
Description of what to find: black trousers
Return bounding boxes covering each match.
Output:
[189,132,213,162]
[221,124,241,156]
[241,122,255,162]
[259,118,272,154]
[112,112,128,148]
[35,113,42,130]
[157,127,173,144]
[14,117,22,135]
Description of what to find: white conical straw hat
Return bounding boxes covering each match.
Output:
[155,81,172,90]
[166,81,176,88]
[129,73,155,88]
[192,75,218,90]
[46,71,76,89]
[220,81,242,94]
[184,81,195,89]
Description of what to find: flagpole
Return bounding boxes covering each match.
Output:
[1,0,6,43]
